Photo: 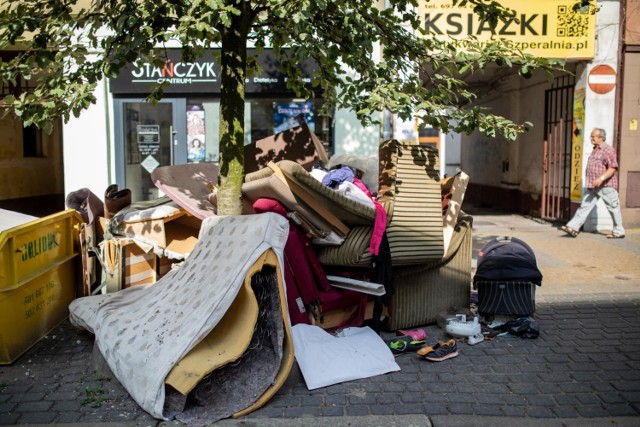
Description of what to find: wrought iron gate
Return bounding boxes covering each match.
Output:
[541,74,575,221]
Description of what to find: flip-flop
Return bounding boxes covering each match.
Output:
[561,225,579,237]
[606,234,625,239]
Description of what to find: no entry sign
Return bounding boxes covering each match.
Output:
[588,64,616,94]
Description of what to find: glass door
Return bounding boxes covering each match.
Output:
[114,99,186,202]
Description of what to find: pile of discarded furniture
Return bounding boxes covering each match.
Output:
[63,118,472,423]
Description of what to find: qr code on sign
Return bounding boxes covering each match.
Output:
[556,5,589,37]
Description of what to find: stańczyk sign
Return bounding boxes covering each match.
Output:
[131,61,218,86]
[109,48,317,95]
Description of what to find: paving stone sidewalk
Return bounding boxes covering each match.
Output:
[1,212,639,426]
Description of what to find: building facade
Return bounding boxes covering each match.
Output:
[435,0,640,229]
[2,0,638,228]
[59,47,380,204]
[0,49,65,216]
[618,0,640,227]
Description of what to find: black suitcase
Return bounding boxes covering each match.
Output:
[473,237,542,316]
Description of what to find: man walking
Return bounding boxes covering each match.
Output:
[561,128,625,239]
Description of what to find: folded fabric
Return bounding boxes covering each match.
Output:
[253,198,329,325]
[322,166,355,188]
[334,181,375,209]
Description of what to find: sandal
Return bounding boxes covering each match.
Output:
[561,225,579,237]
[606,234,625,239]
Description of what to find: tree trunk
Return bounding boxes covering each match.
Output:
[216,6,252,216]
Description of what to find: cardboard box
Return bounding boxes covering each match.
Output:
[123,240,157,288]
[114,205,201,252]
[157,255,177,278]
[117,209,186,249]
[101,212,201,293]
[309,300,375,330]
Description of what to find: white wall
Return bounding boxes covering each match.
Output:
[62,78,113,200]
[443,130,461,178]
[332,109,380,156]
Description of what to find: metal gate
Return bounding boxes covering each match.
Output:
[541,74,575,221]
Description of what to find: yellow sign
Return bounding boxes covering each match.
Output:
[571,87,585,201]
[418,0,596,59]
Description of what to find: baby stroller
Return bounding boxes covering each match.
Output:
[473,236,543,317]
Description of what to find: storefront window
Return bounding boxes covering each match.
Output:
[273,101,314,133]
[186,104,206,162]
[250,98,332,153]
[188,97,332,163]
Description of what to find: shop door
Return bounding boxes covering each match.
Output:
[114,99,187,202]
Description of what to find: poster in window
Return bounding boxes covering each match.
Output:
[188,136,206,162]
[392,113,418,143]
[273,101,315,134]
[187,107,206,162]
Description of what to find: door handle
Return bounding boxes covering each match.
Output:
[169,125,177,164]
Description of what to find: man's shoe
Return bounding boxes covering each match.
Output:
[421,338,459,362]
[416,342,439,357]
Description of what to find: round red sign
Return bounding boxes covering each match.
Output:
[588,64,616,94]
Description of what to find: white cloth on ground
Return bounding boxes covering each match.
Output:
[292,324,400,390]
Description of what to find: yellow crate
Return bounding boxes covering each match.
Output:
[0,209,83,364]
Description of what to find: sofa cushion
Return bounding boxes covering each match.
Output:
[379,141,444,265]
[243,160,377,240]
[317,226,373,267]
[319,141,445,267]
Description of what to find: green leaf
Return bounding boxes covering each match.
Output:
[42,121,53,135]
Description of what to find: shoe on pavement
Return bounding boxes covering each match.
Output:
[420,338,459,362]
[388,337,426,354]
